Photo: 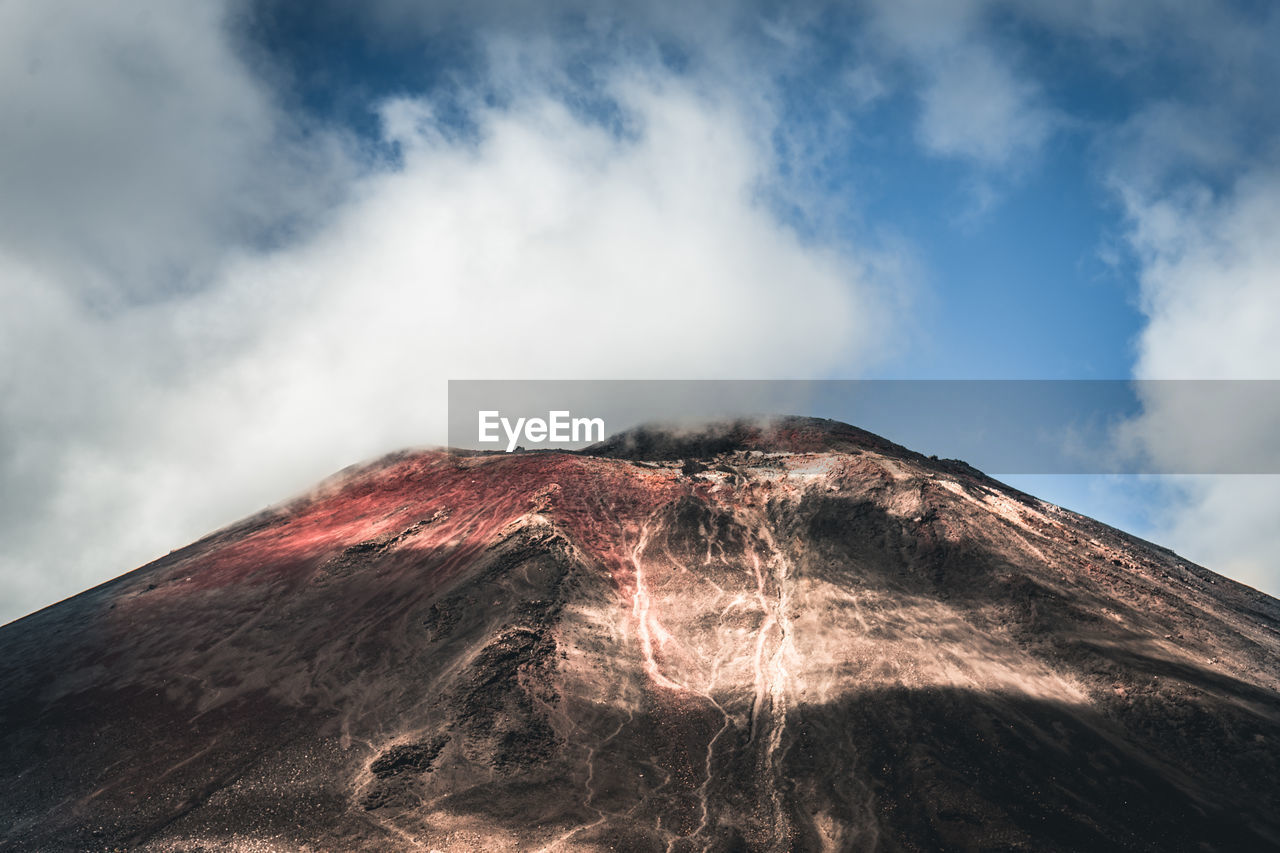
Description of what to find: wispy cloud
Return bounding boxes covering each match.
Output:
[865,0,1055,169]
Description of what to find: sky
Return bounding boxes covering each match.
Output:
[3,0,1279,624]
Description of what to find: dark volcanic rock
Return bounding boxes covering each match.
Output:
[362,736,450,811]
[370,738,448,780]
[1,417,1279,851]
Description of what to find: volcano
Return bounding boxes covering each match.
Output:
[2,417,1279,851]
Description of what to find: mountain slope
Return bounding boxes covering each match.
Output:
[2,417,1278,851]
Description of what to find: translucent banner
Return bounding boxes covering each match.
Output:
[447,379,1280,475]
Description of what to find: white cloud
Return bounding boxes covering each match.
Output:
[1127,173,1280,380]
[0,17,899,623]
[0,0,351,299]
[1114,167,1280,596]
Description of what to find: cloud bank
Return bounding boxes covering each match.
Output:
[1115,169,1280,595]
[0,6,897,623]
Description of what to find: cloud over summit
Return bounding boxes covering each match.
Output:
[0,5,897,623]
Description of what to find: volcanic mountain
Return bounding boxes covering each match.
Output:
[2,417,1279,852]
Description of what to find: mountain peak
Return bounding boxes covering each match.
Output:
[582,415,911,460]
[2,421,1278,850]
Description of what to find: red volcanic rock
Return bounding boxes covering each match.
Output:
[2,417,1279,851]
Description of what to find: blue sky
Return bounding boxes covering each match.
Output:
[3,0,1279,622]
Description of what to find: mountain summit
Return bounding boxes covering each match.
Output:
[2,419,1278,851]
